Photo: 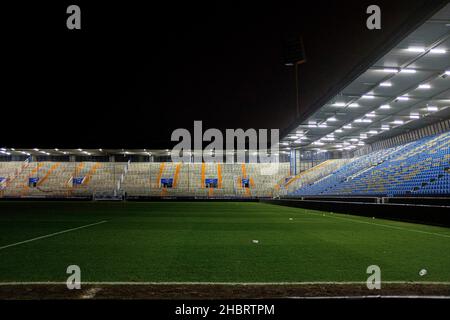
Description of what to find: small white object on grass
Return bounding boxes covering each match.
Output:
[252,240,259,244]
[289,218,293,221]
[419,269,427,276]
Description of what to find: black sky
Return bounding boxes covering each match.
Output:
[2,0,447,149]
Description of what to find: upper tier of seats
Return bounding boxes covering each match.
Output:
[291,131,450,197]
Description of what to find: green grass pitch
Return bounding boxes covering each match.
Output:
[0,201,449,283]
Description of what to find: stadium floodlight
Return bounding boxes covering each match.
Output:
[280,142,289,146]
[430,49,446,54]
[381,125,390,131]
[349,103,359,108]
[327,116,337,122]
[368,130,378,134]
[392,120,404,125]
[287,135,299,140]
[379,82,392,87]
[410,113,420,119]
[99,148,103,152]
[349,138,358,142]
[335,129,343,133]
[33,148,39,151]
[333,102,346,107]
[313,141,324,146]
[363,119,372,123]
[407,47,426,53]
[354,118,363,123]
[427,106,438,112]
[318,123,328,128]
[418,84,431,89]
[400,69,416,74]
[380,104,390,109]
[78,148,83,152]
[397,96,409,101]
[366,112,376,117]
[54,148,59,151]
[343,124,352,129]
[446,71,450,75]
[362,95,375,99]
[380,68,399,73]
[360,133,368,139]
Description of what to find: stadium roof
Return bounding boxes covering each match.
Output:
[280,4,450,153]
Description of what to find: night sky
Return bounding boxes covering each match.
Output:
[2,0,446,149]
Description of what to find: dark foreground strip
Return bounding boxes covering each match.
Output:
[0,283,449,300]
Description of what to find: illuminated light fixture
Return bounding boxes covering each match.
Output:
[99,148,103,152]
[349,103,359,108]
[410,113,420,119]
[333,102,346,107]
[33,148,39,151]
[350,138,358,142]
[294,139,303,143]
[335,129,343,133]
[381,125,390,131]
[11,148,15,151]
[379,82,392,87]
[362,119,372,123]
[418,84,431,89]
[360,134,368,139]
[343,142,350,146]
[78,148,83,151]
[357,142,365,146]
[446,71,450,75]
[343,124,352,129]
[397,96,409,101]
[63,152,68,155]
[430,49,446,54]
[54,148,59,151]
[322,137,335,141]
[392,120,404,125]
[407,47,425,52]
[366,112,376,117]
[400,69,416,74]
[427,106,438,112]
[313,141,324,146]
[280,142,289,146]
[336,144,343,148]
[368,130,378,134]
[380,104,390,109]
[362,95,375,99]
[327,117,337,122]
[354,119,363,123]
[381,68,399,73]
[287,135,299,140]
[318,123,328,128]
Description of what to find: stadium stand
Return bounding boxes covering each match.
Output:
[290,131,450,197]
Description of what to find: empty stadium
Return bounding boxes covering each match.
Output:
[1,1,450,303]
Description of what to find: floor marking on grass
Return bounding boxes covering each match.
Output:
[286,295,450,300]
[305,211,450,239]
[0,220,108,251]
[0,281,449,286]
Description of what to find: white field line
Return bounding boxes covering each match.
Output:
[305,211,450,239]
[286,295,450,300]
[0,281,449,286]
[0,220,108,251]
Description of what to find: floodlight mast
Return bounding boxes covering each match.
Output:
[284,35,306,119]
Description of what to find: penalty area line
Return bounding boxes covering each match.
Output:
[0,220,108,251]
